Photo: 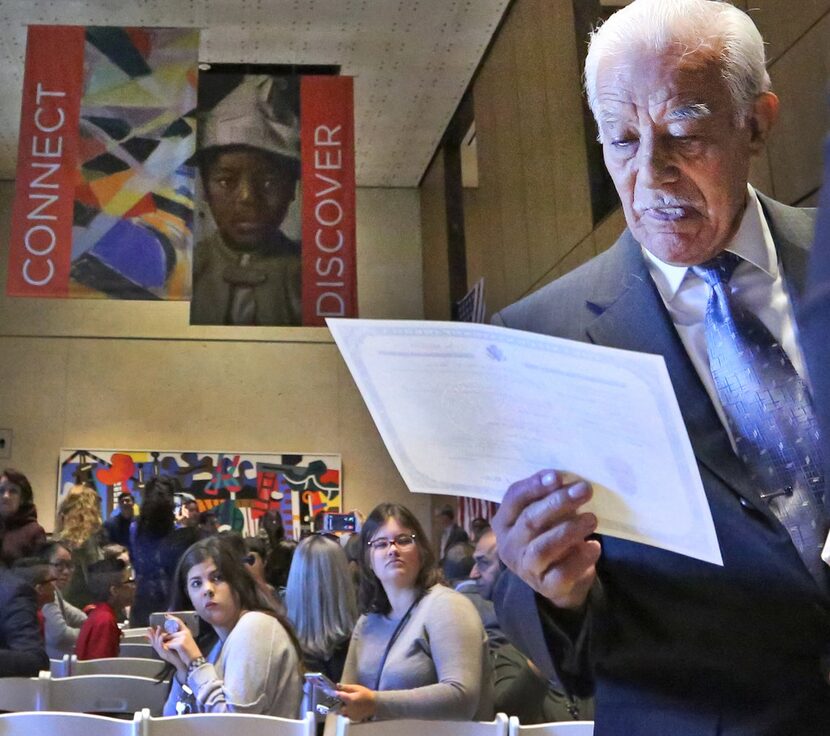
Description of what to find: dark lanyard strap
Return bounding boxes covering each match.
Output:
[372,594,422,691]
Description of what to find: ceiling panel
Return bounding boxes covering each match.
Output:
[0,0,510,186]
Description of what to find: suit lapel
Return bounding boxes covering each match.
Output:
[584,232,773,517]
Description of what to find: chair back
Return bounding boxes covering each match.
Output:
[120,628,150,640]
[0,711,140,736]
[48,674,168,716]
[50,656,71,677]
[0,673,48,712]
[70,656,166,679]
[119,642,159,659]
[323,713,509,736]
[507,718,594,736]
[137,709,315,736]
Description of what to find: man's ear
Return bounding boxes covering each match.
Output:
[747,91,779,153]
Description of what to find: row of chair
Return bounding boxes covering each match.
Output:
[0,672,167,715]
[0,710,592,736]
[50,655,166,679]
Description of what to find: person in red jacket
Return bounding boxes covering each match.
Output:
[76,558,134,660]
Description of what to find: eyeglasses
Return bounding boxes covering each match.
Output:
[367,533,417,551]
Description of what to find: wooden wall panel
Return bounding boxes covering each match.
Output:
[420,151,451,320]
[766,11,830,204]
[540,0,593,250]
[751,0,830,63]
[512,0,560,281]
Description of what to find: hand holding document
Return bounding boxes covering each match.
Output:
[328,318,722,565]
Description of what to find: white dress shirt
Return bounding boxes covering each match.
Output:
[642,185,806,447]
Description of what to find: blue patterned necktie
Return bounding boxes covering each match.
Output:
[692,252,828,588]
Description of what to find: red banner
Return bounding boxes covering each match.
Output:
[300,76,357,326]
[7,26,84,297]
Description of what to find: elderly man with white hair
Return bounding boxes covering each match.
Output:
[491,0,830,733]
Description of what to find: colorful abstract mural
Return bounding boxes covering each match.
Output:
[70,28,198,299]
[58,449,342,539]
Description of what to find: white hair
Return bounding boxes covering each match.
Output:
[284,534,358,661]
[584,0,770,137]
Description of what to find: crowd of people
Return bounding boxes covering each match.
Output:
[0,465,567,723]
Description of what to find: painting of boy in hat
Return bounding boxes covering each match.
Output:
[191,74,302,326]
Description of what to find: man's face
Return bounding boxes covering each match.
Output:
[470,531,500,601]
[595,47,777,266]
[118,496,134,519]
[205,148,297,251]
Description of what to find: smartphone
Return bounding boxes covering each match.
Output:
[323,512,357,533]
[305,671,341,700]
[148,610,200,637]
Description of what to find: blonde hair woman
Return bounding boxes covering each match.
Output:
[56,484,106,608]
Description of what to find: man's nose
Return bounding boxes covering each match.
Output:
[470,564,481,579]
[636,137,678,188]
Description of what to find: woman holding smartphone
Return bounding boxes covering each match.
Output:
[148,536,303,717]
[337,502,492,721]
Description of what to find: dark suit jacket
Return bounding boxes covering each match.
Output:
[492,195,830,735]
[0,569,49,677]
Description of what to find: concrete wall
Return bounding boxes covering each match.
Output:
[0,182,429,532]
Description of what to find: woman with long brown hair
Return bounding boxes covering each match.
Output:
[149,535,303,717]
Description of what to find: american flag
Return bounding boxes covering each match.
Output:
[455,277,486,323]
[456,496,498,537]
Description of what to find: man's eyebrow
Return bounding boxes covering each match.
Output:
[667,102,712,121]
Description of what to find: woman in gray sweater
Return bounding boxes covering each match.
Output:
[148,536,304,717]
[337,503,492,721]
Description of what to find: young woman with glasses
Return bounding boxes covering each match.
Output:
[336,502,492,722]
[39,541,87,658]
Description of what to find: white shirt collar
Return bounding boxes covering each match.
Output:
[643,184,778,301]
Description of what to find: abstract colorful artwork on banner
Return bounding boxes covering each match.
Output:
[191,69,356,326]
[58,449,342,539]
[8,26,198,300]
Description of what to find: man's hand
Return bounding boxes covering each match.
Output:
[492,470,601,610]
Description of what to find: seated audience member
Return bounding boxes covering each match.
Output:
[285,534,357,682]
[434,503,468,561]
[11,557,56,638]
[76,558,135,660]
[470,517,491,544]
[56,484,106,608]
[198,510,219,538]
[471,530,593,723]
[178,499,199,529]
[265,537,297,597]
[104,491,135,551]
[0,566,49,676]
[337,503,492,721]
[131,476,199,626]
[243,536,280,608]
[442,541,475,587]
[343,532,363,589]
[149,536,303,717]
[40,541,87,658]
[258,507,285,551]
[0,468,47,566]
